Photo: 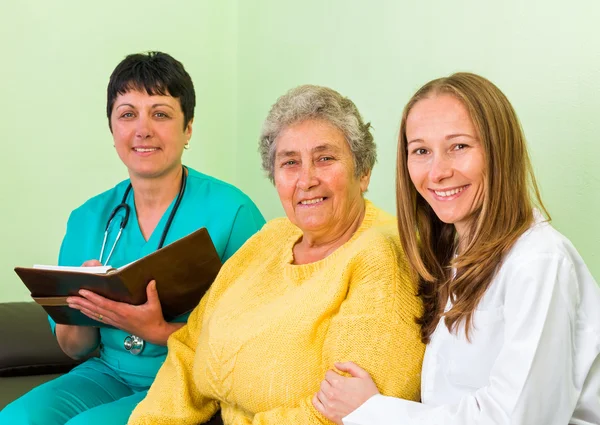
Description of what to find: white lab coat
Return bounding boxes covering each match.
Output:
[344,213,600,425]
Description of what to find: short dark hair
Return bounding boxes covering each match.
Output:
[106,51,195,131]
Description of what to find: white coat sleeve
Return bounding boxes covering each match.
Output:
[343,253,580,425]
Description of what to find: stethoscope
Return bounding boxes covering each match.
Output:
[99,165,188,355]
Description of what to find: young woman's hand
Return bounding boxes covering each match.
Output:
[312,361,380,424]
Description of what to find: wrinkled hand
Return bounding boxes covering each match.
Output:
[312,361,380,425]
[67,260,167,344]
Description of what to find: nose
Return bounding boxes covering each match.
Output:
[135,115,153,139]
[429,153,453,183]
[296,163,318,191]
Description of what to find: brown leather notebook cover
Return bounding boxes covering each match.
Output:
[14,227,222,326]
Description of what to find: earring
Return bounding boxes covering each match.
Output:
[184,143,190,150]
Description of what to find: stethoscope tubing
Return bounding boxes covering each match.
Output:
[100,227,124,266]
[99,165,187,266]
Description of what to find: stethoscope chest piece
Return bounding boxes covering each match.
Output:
[124,335,145,355]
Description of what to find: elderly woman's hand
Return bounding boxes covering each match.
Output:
[67,276,178,345]
[312,361,380,425]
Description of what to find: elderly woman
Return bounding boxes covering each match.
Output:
[128,85,425,425]
[0,52,265,425]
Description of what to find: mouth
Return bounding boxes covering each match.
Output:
[133,147,159,153]
[429,185,470,200]
[298,197,327,206]
[132,146,160,156]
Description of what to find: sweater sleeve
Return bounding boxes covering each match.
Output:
[127,291,218,425]
[248,235,425,424]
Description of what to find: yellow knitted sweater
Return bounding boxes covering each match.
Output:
[129,200,424,425]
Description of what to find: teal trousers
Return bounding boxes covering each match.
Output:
[0,362,147,425]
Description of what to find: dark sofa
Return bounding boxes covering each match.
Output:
[0,302,83,410]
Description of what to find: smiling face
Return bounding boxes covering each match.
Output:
[110,89,192,180]
[273,119,370,241]
[405,94,486,239]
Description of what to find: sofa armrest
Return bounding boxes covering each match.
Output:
[0,302,83,377]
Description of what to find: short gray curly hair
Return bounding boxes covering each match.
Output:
[259,85,376,183]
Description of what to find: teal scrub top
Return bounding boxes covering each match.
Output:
[50,166,265,388]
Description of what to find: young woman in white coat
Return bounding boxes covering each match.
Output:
[312,72,600,425]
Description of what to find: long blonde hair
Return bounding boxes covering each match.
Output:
[396,72,549,343]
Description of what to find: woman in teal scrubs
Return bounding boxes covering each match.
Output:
[0,51,264,425]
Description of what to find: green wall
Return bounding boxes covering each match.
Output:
[1,1,598,302]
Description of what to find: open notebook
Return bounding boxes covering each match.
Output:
[15,227,222,326]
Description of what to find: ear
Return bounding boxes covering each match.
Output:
[359,168,372,193]
[184,118,194,141]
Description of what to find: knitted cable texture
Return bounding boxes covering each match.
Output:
[129,200,425,425]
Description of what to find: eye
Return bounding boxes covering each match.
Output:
[411,148,428,155]
[318,156,334,162]
[154,112,170,119]
[281,160,298,167]
[120,112,135,119]
[453,143,468,150]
